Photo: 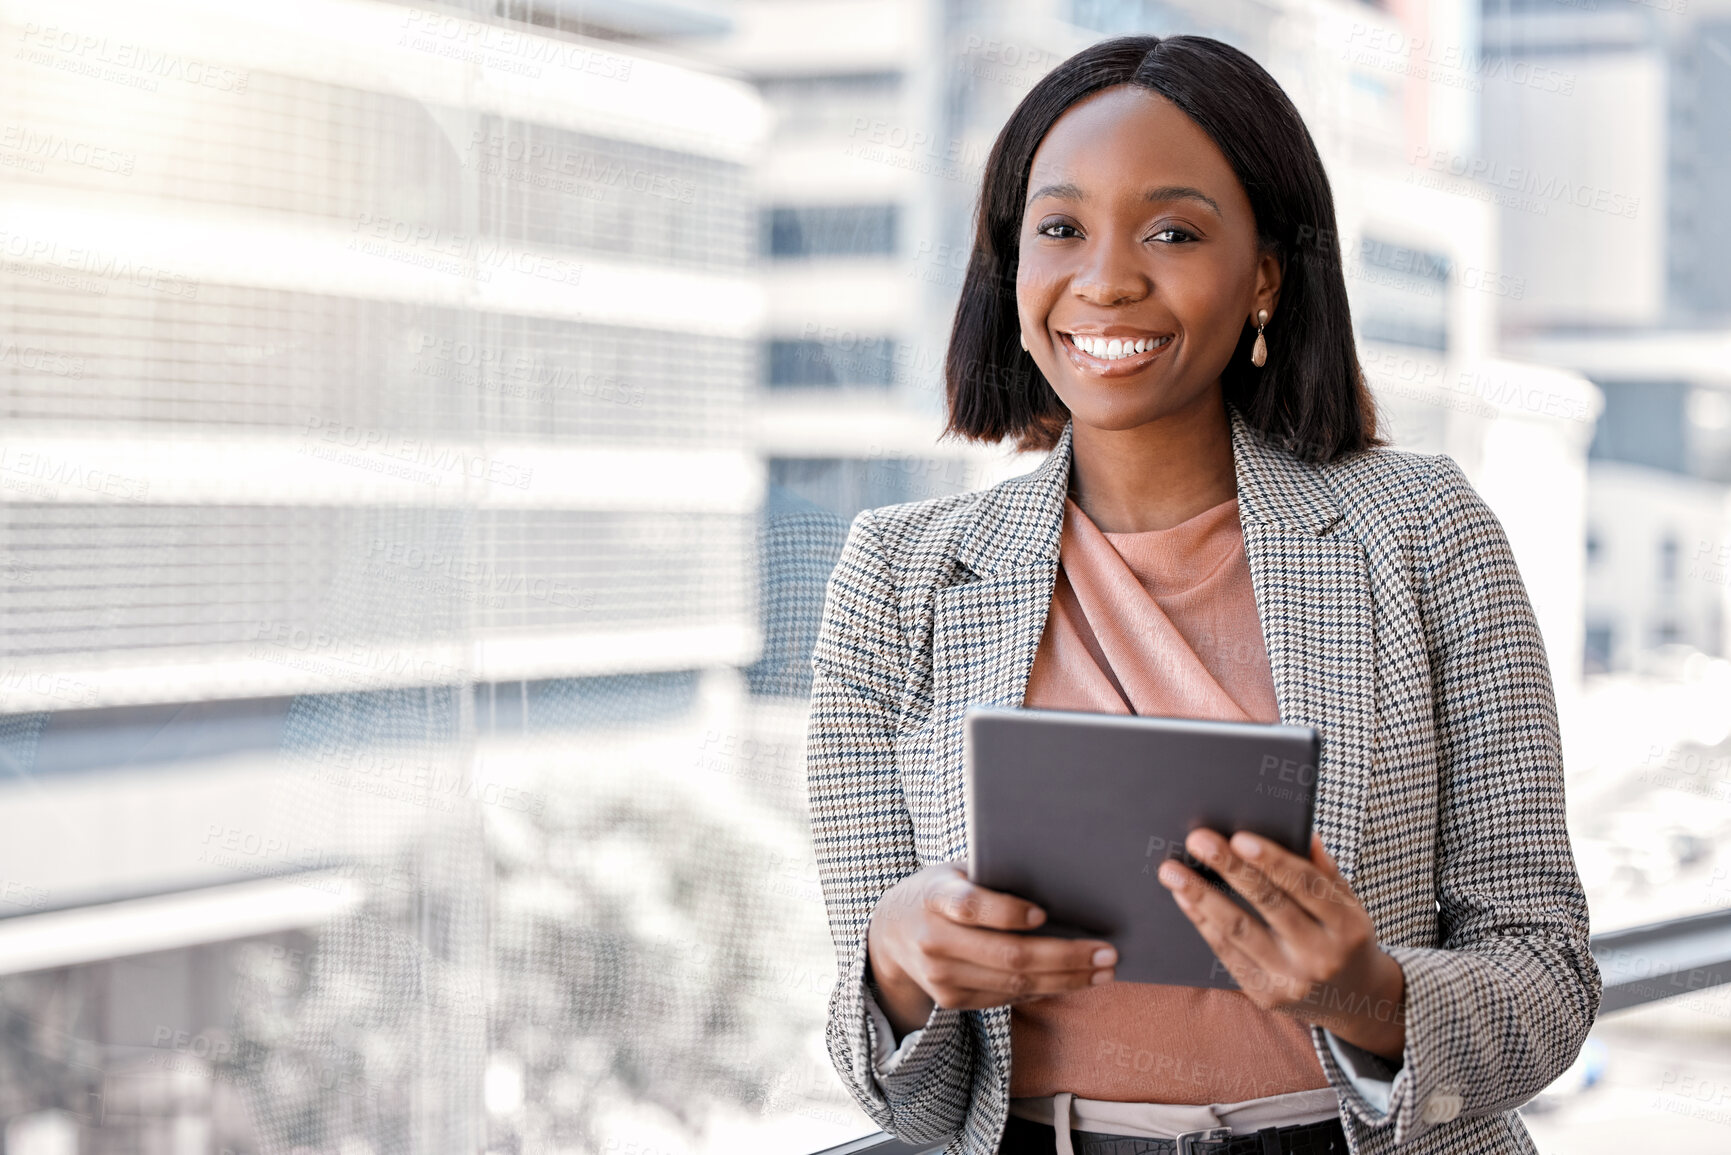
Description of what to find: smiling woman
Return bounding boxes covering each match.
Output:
[944,37,1377,480]
[806,32,1601,1155]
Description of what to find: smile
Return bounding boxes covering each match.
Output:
[1060,330,1173,374]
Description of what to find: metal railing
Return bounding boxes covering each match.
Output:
[817,907,1731,1155]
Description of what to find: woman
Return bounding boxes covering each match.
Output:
[804,33,1600,1155]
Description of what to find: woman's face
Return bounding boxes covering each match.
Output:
[1016,84,1281,432]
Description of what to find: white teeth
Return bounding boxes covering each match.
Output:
[1072,334,1168,360]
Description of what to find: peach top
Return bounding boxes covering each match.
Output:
[1008,492,1329,1103]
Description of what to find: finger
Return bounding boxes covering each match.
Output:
[925,871,1047,931]
[915,924,1116,1006]
[1185,829,1324,945]
[923,950,1115,1001]
[1166,894,1289,1003]
[931,922,1118,980]
[1208,933,1309,1006]
[1223,830,1354,927]
[1173,885,1309,1007]
[1158,857,1288,977]
[1299,833,1360,920]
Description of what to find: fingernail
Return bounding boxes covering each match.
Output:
[1232,833,1262,858]
[1026,907,1044,926]
[1091,969,1113,985]
[1092,947,1116,967]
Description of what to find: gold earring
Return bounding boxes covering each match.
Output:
[1250,309,1268,368]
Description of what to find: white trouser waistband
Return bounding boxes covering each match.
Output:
[1008,1087,1341,1154]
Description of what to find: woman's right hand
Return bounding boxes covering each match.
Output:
[865,861,1118,1039]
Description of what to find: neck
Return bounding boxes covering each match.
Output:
[1067,391,1237,534]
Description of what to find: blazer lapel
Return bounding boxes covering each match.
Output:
[1228,406,1377,884]
[918,426,1071,861]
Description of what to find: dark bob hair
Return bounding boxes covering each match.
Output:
[942,34,1382,462]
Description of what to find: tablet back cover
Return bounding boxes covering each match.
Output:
[963,705,1319,989]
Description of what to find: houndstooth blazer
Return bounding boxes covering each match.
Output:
[804,401,1602,1155]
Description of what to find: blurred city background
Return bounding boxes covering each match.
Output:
[0,0,1727,1151]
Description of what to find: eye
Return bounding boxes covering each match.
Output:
[1150,226,1198,244]
[1036,220,1080,239]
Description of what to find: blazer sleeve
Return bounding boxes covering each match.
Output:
[1316,454,1603,1142]
[805,508,977,1142]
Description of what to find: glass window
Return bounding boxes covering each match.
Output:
[762,204,900,258]
[766,336,899,388]
[757,72,903,141]
[1353,235,1451,352]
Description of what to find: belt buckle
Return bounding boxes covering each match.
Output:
[1175,1127,1231,1155]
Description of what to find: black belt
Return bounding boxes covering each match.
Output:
[998,1112,1348,1155]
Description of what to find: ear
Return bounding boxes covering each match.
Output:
[1253,246,1283,321]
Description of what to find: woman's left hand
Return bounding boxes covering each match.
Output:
[1158,828,1407,1062]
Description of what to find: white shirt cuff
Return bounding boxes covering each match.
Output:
[1323,1028,1400,1116]
[863,978,925,1078]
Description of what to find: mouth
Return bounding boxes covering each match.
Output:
[1059,330,1174,375]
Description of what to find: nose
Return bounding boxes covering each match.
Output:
[1070,234,1150,307]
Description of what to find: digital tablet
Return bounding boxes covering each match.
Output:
[963,704,1320,989]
